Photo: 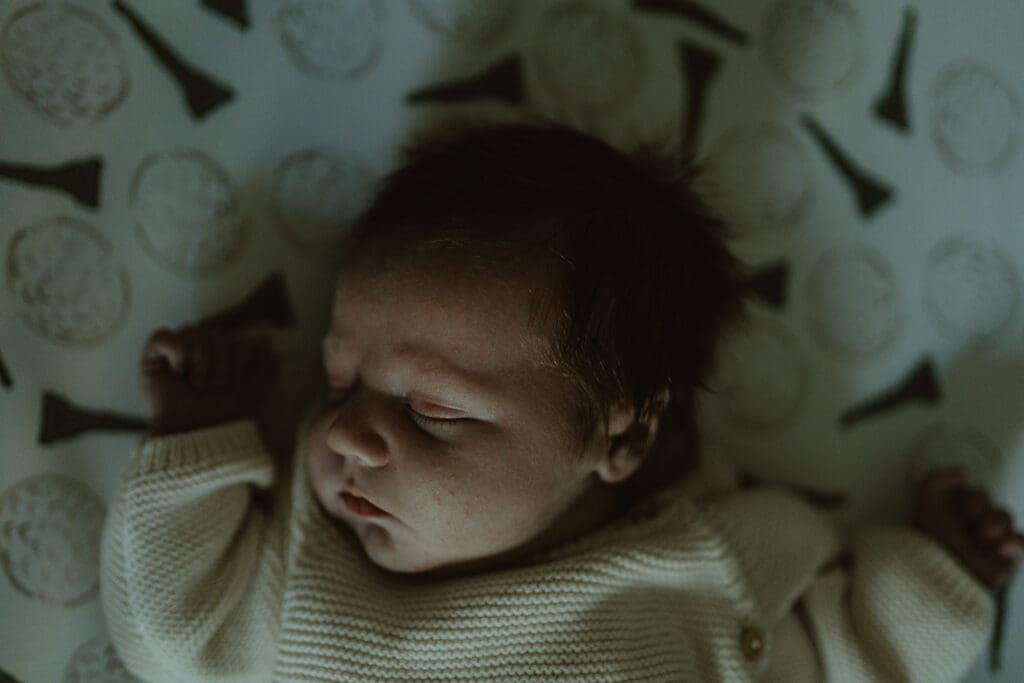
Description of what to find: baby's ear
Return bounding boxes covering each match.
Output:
[594,390,668,484]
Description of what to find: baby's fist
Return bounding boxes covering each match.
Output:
[912,466,1024,590]
[140,324,278,437]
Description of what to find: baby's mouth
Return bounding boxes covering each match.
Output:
[339,485,391,518]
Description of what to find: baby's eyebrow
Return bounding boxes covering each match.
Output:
[321,333,502,417]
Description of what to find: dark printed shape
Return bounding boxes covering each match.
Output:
[678,41,722,156]
[532,1,644,115]
[931,60,1021,175]
[6,216,130,346]
[0,157,102,208]
[0,669,23,683]
[200,272,296,329]
[0,349,11,388]
[924,237,1020,347]
[839,357,941,428]
[39,391,148,445]
[272,148,376,252]
[703,123,813,234]
[633,0,749,45]
[406,0,518,45]
[807,244,903,359]
[0,474,105,607]
[872,6,917,131]
[906,422,1000,494]
[709,314,811,430]
[111,0,234,119]
[761,0,865,99]
[991,583,1010,673]
[0,3,130,126]
[745,261,789,309]
[407,54,524,106]
[64,637,143,683]
[275,0,385,80]
[129,149,245,275]
[201,0,250,30]
[800,115,895,218]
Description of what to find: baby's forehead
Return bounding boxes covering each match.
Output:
[329,259,559,368]
[324,260,580,423]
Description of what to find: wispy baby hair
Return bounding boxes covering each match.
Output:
[342,115,748,476]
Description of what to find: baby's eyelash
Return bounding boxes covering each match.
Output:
[404,404,466,429]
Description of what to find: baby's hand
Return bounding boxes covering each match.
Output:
[140,324,278,437]
[912,466,1024,591]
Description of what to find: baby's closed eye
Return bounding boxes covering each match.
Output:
[404,399,472,429]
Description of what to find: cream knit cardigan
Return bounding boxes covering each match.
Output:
[100,419,994,682]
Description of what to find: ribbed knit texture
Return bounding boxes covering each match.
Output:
[100,420,995,682]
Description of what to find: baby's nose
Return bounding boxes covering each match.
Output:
[325,414,389,468]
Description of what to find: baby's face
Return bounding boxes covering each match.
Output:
[306,257,605,574]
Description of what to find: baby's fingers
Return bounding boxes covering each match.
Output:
[208,328,232,391]
[997,533,1024,562]
[142,327,188,375]
[235,337,276,385]
[974,509,1013,548]
[254,337,278,383]
[970,509,1024,589]
[184,326,210,391]
[982,533,1024,588]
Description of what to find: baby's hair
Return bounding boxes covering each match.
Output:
[341,115,748,489]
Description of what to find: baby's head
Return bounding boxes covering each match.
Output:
[305,117,746,575]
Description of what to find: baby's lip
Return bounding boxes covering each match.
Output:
[339,480,391,517]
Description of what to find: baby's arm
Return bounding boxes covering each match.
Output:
[100,326,284,681]
[706,472,1021,682]
[799,469,1023,681]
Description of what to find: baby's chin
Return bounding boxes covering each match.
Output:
[358,527,445,574]
[361,530,530,578]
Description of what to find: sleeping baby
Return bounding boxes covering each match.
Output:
[100,117,1024,682]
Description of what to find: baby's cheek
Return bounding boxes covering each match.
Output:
[406,487,487,550]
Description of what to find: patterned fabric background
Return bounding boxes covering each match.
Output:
[1,1,1022,681]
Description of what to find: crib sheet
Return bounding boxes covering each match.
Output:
[1,1,1022,681]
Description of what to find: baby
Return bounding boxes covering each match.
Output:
[101,118,1024,682]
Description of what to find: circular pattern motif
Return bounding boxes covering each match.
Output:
[0,474,105,607]
[63,637,142,683]
[272,147,376,252]
[703,123,813,235]
[807,245,903,359]
[6,216,130,346]
[532,1,644,115]
[710,315,811,429]
[0,2,129,126]
[130,149,245,275]
[406,0,518,45]
[924,237,1019,346]
[275,0,385,80]
[761,0,865,98]
[931,60,1021,174]
[906,422,1000,493]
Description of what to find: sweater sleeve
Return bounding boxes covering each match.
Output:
[705,488,995,683]
[100,419,284,683]
[799,526,995,682]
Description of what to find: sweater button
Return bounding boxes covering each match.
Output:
[740,626,765,661]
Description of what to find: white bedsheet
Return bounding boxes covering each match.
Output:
[1,1,1022,681]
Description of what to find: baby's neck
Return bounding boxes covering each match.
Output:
[422,479,624,578]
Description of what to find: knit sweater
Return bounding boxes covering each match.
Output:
[99,418,995,682]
